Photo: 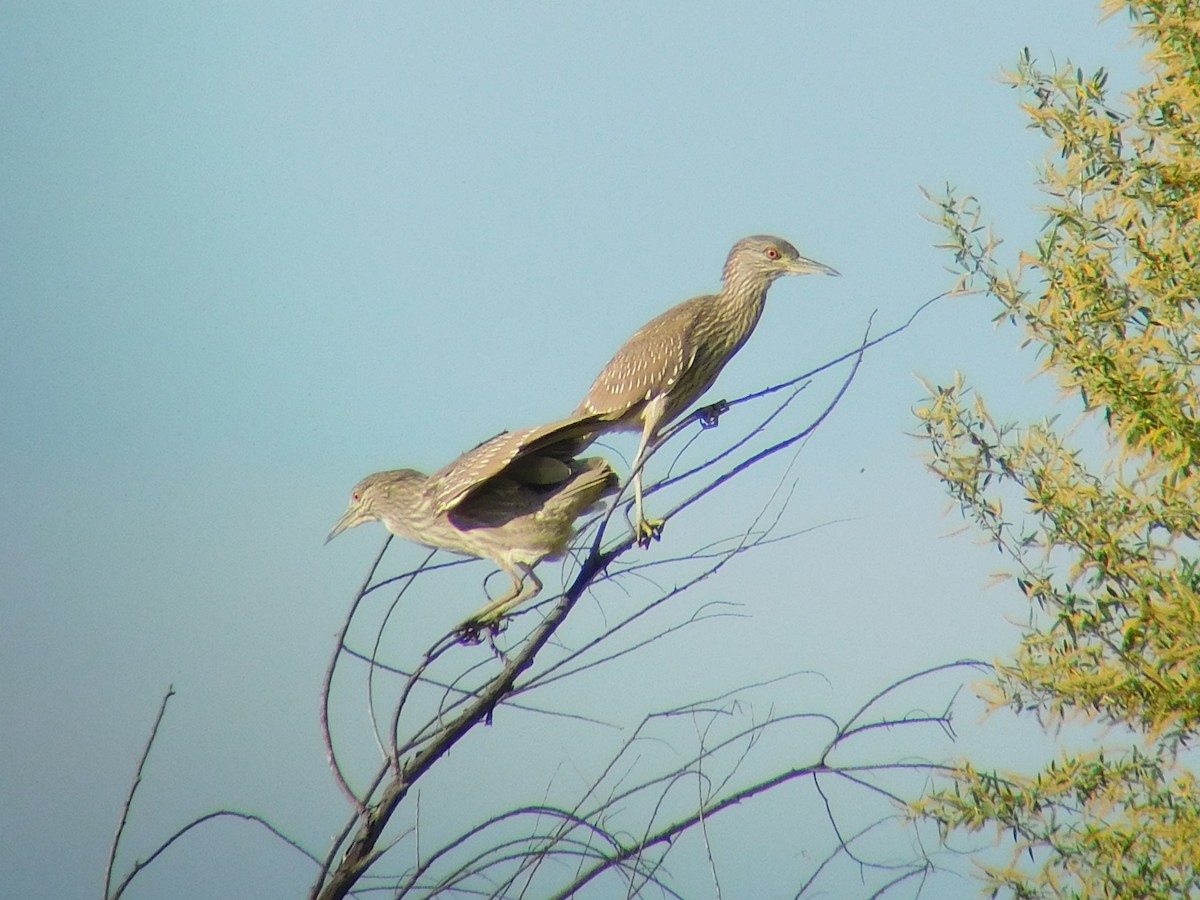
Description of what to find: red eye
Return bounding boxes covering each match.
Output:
[352,492,362,503]
[766,247,780,260]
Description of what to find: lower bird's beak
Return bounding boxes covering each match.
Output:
[325,508,364,544]
[790,255,840,277]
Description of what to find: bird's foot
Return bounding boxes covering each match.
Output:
[697,400,729,428]
[456,616,507,646]
[456,622,485,645]
[635,516,664,548]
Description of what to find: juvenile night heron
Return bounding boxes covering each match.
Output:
[327,414,618,634]
[575,235,838,545]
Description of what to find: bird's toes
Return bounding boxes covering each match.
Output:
[456,623,486,645]
[698,400,729,428]
[635,517,665,548]
[456,616,507,646]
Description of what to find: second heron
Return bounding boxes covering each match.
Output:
[574,234,838,545]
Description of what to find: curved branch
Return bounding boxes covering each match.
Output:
[321,536,392,811]
[105,686,175,900]
[110,809,320,900]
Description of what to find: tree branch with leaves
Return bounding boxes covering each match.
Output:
[914,2,1200,894]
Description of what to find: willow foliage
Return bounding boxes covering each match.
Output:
[914,2,1200,895]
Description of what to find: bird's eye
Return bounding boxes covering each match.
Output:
[766,247,781,260]
[352,492,362,503]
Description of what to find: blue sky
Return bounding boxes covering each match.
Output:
[1,3,1146,897]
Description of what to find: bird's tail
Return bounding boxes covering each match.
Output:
[558,456,620,512]
[430,411,613,515]
[522,410,613,458]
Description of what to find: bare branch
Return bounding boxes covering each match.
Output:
[107,298,962,900]
[109,809,320,900]
[321,536,392,811]
[105,685,174,900]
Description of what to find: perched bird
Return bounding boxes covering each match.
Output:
[574,235,839,544]
[327,414,618,634]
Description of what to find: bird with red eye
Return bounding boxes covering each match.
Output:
[573,234,839,546]
[327,413,618,639]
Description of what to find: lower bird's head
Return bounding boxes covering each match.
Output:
[724,235,840,287]
[326,469,426,543]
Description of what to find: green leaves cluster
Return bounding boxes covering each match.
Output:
[913,1,1200,895]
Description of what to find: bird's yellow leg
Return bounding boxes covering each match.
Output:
[630,411,665,548]
[458,565,542,641]
[632,468,664,548]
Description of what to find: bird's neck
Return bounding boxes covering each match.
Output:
[715,275,772,328]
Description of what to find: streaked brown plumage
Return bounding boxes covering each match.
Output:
[327,414,618,632]
[575,234,839,544]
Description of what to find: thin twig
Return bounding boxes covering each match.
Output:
[105,685,175,900]
[322,536,392,811]
[367,548,436,762]
[109,809,320,900]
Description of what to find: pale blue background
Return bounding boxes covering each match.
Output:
[2,3,1143,897]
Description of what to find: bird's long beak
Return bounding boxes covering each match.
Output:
[790,255,840,277]
[325,508,365,544]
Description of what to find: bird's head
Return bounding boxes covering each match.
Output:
[326,469,425,543]
[724,235,840,286]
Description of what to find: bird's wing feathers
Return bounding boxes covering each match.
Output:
[576,296,709,420]
[428,412,607,515]
[445,476,531,530]
[448,456,618,532]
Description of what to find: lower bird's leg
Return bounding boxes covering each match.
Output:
[458,564,542,641]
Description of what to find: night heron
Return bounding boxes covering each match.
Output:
[327,414,618,634]
[574,235,838,545]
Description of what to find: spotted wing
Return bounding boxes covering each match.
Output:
[574,295,707,422]
[427,412,608,516]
